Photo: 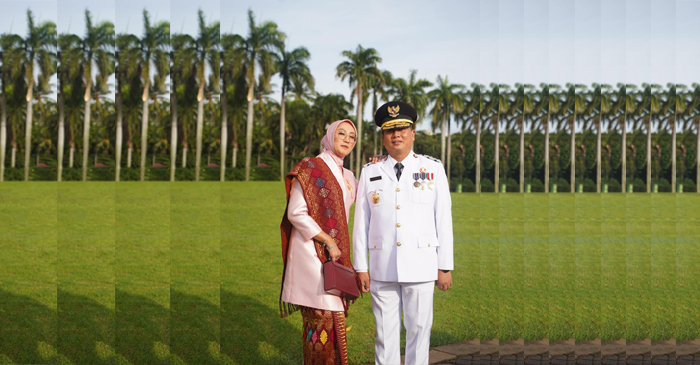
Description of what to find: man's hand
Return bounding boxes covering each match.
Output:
[357,272,370,292]
[367,155,387,164]
[436,271,452,291]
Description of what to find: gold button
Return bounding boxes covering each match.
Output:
[428,243,431,247]
[373,245,376,248]
[396,188,400,192]
[397,242,401,247]
[397,205,401,210]
[396,223,401,227]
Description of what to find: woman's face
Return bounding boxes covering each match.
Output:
[333,122,356,158]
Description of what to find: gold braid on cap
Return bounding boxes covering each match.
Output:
[380,119,413,130]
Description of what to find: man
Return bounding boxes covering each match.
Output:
[353,101,454,365]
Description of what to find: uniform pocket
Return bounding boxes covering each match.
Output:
[412,186,433,204]
[369,236,383,250]
[417,235,439,248]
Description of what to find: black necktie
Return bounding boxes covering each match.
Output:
[394,162,404,181]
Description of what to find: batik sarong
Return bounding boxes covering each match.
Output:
[300,306,349,365]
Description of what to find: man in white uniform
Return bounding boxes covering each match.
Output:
[353,101,454,365]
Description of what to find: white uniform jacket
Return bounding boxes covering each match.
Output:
[353,150,454,282]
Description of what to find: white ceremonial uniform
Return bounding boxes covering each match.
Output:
[353,150,454,365]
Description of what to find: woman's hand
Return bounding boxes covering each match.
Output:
[327,245,341,262]
[368,155,387,164]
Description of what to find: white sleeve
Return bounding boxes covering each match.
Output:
[434,164,454,270]
[352,168,371,272]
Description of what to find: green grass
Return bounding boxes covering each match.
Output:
[1,182,698,365]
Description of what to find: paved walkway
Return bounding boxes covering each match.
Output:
[366,337,700,365]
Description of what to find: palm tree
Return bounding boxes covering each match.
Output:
[0,48,5,181]
[368,70,392,156]
[190,9,219,182]
[79,10,114,181]
[170,33,196,179]
[136,10,169,181]
[336,44,382,176]
[15,11,57,181]
[240,10,284,181]
[274,45,313,180]
[428,75,464,177]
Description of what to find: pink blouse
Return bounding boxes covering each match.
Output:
[281,152,358,311]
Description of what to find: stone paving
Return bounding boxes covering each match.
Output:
[365,338,700,365]
[420,338,700,365]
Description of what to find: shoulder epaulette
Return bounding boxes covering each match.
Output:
[419,154,443,164]
[363,162,373,168]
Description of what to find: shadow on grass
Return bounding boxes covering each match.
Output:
[0,288,57,364]
[170,289,221,365]
[116,289,170,365]
[221,289,300,365]
[57,288,115,365]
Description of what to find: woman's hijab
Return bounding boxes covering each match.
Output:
[320,119,356,172]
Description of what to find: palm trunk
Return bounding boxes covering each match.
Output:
[140,82,149,181]
[372,94,378,157]
[696,118,700,192]
[82,82,92,181]
[475,114,481,193]
[11,143,17,168]
[115,92,122,182]
[24,83,34,181]
[232,143,237,169]
[182,144,187,168]
[127,142,132,168]
[441,112,446,165]
[544,116,550,193]
[596,118,601,193]
[621,114,627,192]
[494,115,499,192]
[671,116,676,192]
[0,88,6,182]
[355,84,363,177]
[570,117,575,193]
[245,69,255,181]
[646,118,651,193]
[446,117,452,180]
[519,119,524,193]
[195,83,205,182]
[220,81,227,182]
[170,83,178,182]
[69,142,74,168]
[279,88,286,181]
[58,92,65,181]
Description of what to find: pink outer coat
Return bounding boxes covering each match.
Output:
[280,152,358,311]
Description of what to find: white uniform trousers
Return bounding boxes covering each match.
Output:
[370,280,435,365]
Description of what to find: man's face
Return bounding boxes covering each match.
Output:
[382,127,415,157]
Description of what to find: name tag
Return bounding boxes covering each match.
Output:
[370,176,382,182]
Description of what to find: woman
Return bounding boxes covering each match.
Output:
[279,119,361,365]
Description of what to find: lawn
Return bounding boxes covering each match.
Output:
[0,182,698,365]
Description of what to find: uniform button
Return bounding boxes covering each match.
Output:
[396,223,401,227]
[397,242,401,247]
[428,243,431,247]
[396,188,400,192]
[373,245,376,248]
[396,205,401,210]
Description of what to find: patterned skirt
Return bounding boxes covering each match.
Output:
[300,306,348,365]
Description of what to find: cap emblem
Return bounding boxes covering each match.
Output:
[387,105,400,117]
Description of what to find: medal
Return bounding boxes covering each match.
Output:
[372,190,380,204]
[428,182,435,189]
[427,173,434,189]
[413,173,420,188]
[414,181,421,187]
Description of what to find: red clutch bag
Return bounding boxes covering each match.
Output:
[322,260,360,301]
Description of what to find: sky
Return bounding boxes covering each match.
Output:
[229,0,697,131]
[1,0,698,132]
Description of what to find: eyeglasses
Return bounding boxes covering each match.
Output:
[337,131,357,142]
